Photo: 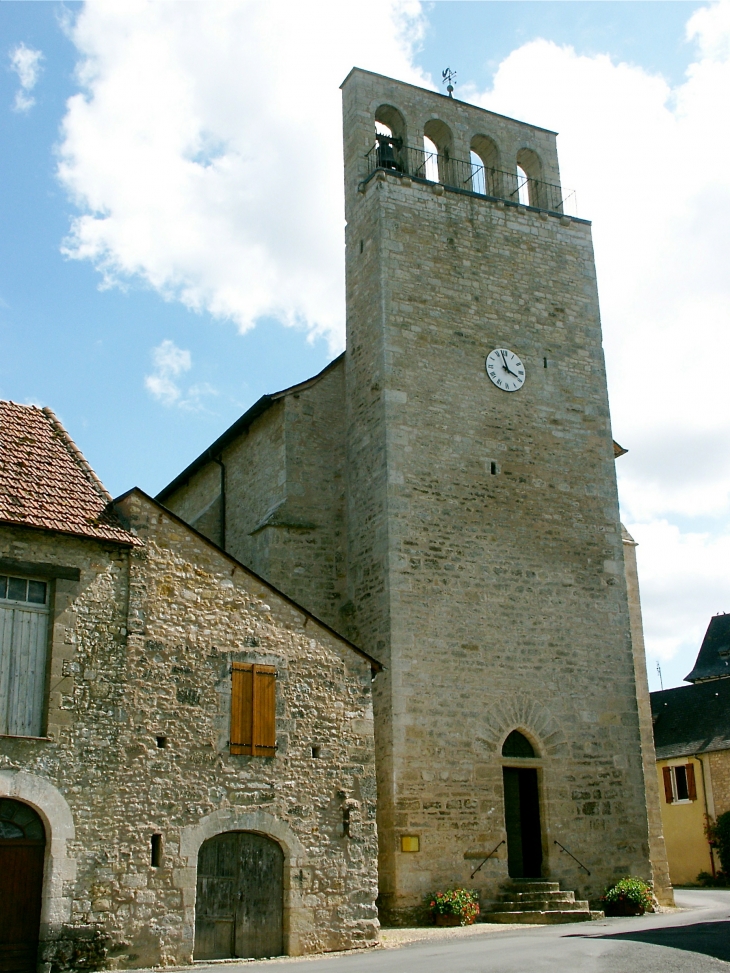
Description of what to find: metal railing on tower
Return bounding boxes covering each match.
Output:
[367,137,577,217]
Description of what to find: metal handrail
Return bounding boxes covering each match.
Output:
[365,140,577,217]
[554,840,590,875]
[470,839,505,879]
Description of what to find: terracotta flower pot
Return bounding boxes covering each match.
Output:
[435,913,472,926]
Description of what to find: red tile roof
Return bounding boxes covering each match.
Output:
[0,401,139,545]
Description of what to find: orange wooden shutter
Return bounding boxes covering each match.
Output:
[662,766,674,803]
[230,663,253,754]
[253,666,276,757]
[230,663,276,756]
[686,762,697,801]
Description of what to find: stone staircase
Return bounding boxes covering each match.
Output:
[481,879,604,924]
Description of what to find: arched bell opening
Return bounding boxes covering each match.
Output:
[422,118,453,184]
[501,730,543,879]
[374,104,406,174]
[194,830,284,961]
[516,148,545,208]
[470,134,501,197]
[0,798,46,973]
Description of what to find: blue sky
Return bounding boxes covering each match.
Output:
[1,1,727,690]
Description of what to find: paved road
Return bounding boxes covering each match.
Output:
[195,890,730,972]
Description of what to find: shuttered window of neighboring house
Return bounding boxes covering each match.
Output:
[0,575,50,737]
[663,763,697,804]
[230,663,276,756]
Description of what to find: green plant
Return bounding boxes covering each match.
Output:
[601,877,653,909]
[428,888,480,925]
[706,811,730,875]
[696,870,728,887]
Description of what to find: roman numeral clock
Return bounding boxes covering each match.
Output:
[486,348,526,392]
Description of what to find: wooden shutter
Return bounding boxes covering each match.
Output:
[686,762,697,801]
[230,663,276,756]
[662,766,674,804]
[0,603,49,737]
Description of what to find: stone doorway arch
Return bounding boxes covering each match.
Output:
[179,808,312,958]
[0,771,76,960]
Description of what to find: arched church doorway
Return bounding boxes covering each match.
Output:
[502,731,543,878]
[0,799,46,973]
[194,831,284,960]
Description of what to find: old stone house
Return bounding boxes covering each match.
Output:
[651,614,730,885]
[159,68,672,921]
[0,401,380,972]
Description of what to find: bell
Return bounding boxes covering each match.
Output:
[376,136,400,172]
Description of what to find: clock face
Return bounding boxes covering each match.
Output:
[485,348,526,392]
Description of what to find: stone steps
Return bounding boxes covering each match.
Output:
[481,880,604,925]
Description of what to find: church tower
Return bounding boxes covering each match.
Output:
[159,68,671,925]
[341,69,666,920]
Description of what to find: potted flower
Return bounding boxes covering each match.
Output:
[428,889,480,926]
[601,877,653,916]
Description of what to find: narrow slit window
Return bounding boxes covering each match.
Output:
[151,833,163,867]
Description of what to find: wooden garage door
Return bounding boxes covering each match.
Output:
[0,800,46,973]
[194,831,284,960]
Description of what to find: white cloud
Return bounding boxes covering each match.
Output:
[57,0,427,351]
[9,43,43,112]
[629,519,730,679]
[145,338,191,405]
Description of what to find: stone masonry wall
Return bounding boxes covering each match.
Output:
[163,363,349,638]
[0,494,378,969]
[341,70,654,918]
[622,529,673,903]
[709,750,730,818]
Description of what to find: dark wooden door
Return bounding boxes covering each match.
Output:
[503,767,543,878]
[0,800,46,973]
[195,832,284,960]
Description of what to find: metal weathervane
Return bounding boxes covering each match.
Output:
[442,67,456,98]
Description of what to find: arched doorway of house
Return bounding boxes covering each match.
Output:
[194,831,284,960]
[502,730,543,878]
[0,799,46,973]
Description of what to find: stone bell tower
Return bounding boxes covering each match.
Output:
[341,68,668,921]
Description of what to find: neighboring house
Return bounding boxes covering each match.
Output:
[0,401,380,973]
[651,614,730,885]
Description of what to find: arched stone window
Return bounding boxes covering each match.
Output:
[423,118,453,184]
[470,135,501,196]
[502,729,536,758]
[516,148,544,208]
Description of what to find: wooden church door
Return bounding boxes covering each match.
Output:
[194,832,284,960]
[503,768,543,878]
[0,799,46,973]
